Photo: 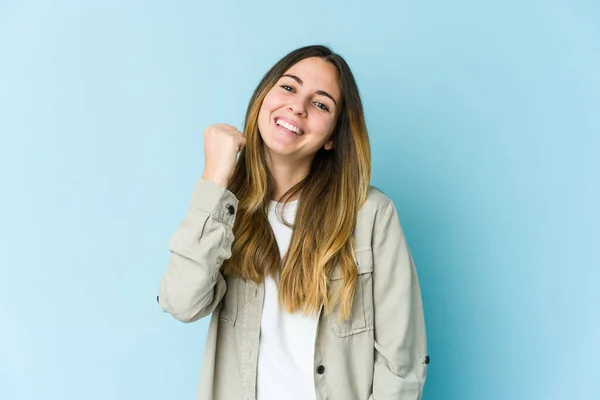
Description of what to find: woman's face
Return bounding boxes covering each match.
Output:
[257,57,341,164]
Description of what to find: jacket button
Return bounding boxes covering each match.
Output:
[424,356,430,364]
[156,296,159,304]
[227,205,235,215]
[316,365,325,374]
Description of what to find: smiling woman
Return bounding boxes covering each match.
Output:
[258,58,340,158]
[158,45,429,400]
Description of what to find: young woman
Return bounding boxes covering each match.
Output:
[158,45,429,400]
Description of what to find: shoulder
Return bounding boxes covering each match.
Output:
[362,184,395,213]
[354,185,399,243]
[354,185,407,251]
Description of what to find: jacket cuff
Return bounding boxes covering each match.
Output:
[189,178,239,228]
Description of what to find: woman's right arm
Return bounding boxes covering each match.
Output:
[158,177,238,323]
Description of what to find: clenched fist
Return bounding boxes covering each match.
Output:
[201,124,246,188]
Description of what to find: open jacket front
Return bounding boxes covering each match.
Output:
[158,178,429,400]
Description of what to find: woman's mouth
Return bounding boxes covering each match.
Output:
[274,117,304,136]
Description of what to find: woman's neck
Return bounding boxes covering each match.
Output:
[265,152,311,201]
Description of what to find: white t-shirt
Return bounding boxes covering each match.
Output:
[256,199,319,400]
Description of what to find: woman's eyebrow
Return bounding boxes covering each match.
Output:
[282,74,338,107]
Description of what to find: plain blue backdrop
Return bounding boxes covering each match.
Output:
[1,1,598,399]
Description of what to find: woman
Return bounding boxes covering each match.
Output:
[158,45,429,400]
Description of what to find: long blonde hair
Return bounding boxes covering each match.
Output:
[222,45,371,320]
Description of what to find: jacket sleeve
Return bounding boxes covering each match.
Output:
[158,178,238,323]
[369,200,429,399]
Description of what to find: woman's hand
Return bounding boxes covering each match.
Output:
[201,124,246,188]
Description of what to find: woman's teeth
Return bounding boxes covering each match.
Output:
[276,119,303,135]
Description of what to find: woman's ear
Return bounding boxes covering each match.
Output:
[324,140,334,151]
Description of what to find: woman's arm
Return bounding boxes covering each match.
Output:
[369,200,429,399]
[158,178,238,323]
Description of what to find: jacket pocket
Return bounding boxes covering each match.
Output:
[327,247,374,337]
[218,276,239,326]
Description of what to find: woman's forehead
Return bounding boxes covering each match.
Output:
[282,58,341,101]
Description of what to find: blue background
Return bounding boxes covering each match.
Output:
[1,1,598,399]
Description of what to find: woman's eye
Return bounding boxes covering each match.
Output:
[281,85,295,92]
[315,102,329,112]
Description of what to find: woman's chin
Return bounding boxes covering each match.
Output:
[262,134,300,157]
[264,143,296,159]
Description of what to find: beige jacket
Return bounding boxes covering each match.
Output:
[158,178,429,400]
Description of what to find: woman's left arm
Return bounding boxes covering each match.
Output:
[369,200,429,400]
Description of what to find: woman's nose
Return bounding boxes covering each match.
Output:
[288,99,307,117]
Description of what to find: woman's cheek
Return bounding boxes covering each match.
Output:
[269,90,286,105]
[316,118,335,137]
